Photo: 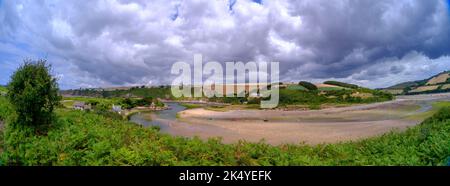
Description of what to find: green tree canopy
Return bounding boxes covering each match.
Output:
[7,59,61,128]
[298,81,318,91]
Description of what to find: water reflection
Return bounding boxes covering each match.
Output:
[129,103,186,131]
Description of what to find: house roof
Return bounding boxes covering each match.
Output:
[73,101,85,107]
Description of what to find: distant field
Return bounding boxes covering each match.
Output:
[441,84,450,90]
[315,83,340,88]
[426,73,449,85]
[383,71,450,95]
[315,83,344,91]
[287,85,307,90]
[287,84,349,91]
[61,100,75,108]
[350,92,373,98]
[317,86,348,91]
[410,85,439,93]
[62,97,122,108]
[383,89,404,94]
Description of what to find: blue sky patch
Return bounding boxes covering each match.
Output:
[252,0,262,4]
[447,0,450,15]
[229,0,236,11]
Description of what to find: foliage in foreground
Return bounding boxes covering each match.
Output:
[7,60,60,128]
[0,98,449,166]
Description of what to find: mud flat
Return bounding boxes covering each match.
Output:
[132,93,450,145]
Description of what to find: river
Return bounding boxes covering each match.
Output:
[127,93,450,145]
[129,102,186,131]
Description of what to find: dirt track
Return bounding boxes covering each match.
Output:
[148,93,450,145]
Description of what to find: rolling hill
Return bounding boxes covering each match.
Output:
[383,71,450,95]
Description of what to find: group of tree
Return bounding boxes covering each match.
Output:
[298,81,318,91]
[120,97,165,109]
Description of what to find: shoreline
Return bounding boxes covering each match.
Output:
[138,93,450,145]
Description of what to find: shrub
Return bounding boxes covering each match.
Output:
[6,59,61,129]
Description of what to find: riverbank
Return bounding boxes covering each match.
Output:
[1,100,449,165]
[138,93,450,145]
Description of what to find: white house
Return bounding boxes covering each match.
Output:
[112,104,122,114]
[73,101,91,110]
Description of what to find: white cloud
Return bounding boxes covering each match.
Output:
[0,0,449,89]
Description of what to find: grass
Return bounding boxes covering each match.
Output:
[317,86,349,91]
[204,105,228,112]
[0,86,7,92]
[63,97,122,106]
[179,103,203,109]
[61,100,75,108]
[0,97,449,166]
[407,101,450,120]
[287,85,307,91]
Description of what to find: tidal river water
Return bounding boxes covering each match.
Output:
[129,102,186,131]
[128,93,450,145]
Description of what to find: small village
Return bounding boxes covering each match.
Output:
[70,98,170,118]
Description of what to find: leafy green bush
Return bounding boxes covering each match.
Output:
[0,97,12,121]
[7,60,61,128]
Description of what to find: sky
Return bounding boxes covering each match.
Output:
[0,0,449,90]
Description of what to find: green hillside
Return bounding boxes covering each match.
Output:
[383,71,450,95]
[61,86,173,99]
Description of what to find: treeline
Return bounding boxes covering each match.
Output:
[120,97,164,109]
[61,86,173,99]
[298,81,317,90]
[279,88,393,106]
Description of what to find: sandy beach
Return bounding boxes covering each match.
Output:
[140,93,450,145]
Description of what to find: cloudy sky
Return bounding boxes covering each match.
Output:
[0,0,449,89]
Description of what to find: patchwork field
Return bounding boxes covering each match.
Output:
[409,85,440,93]
[426,73,449,85]
[441,84,450,90]
[384,71,450,95]
[383,89,404,94]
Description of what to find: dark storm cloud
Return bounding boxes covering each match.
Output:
[280,0,450,78]
[0,0,449,89]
